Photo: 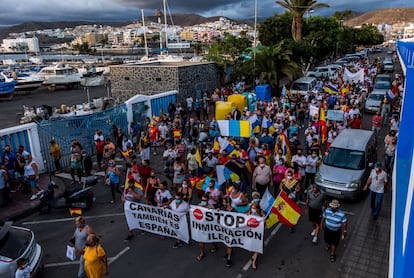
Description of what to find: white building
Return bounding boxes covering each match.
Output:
[2,37,40,52]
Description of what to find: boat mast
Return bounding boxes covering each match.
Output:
[156,9,163,53]
[163,0,168,55]
[141,9,149,58]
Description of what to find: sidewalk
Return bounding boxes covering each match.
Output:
[0,174,66,222]
[340,188,391,278]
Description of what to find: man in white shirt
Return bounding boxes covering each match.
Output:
[186,95,194,112]
[291,148,307,179]
[363,162,388,220]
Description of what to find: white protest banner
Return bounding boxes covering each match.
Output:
[309,104,319,118]
[327,109,344,121]
[124,201,189,243]
[189,206,265,254]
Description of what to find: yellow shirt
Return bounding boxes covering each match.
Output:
[84,244,106,278]
[49,144,61,159]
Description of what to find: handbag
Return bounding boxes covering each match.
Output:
[66,245,76,261]
[105,177,111,185]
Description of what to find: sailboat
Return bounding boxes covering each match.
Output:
[156,0,184,62]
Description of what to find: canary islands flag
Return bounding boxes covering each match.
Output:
[217,120,251,138]
[270,191,302,227]
[259,188,279,228]
[324,82,340,95]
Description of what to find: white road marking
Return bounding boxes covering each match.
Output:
[240,223,283,273]
[22,213,125,225]
[44,247,130,268]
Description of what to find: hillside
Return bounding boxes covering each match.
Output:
[0,14,251,41]
[344,7,414,26]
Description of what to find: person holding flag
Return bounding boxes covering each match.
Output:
[279,168,301,232]
[123,179,144,241]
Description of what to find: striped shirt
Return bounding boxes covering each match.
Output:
[323,207,347,231]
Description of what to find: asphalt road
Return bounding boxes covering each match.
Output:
[0,85,109,129]
[11,49,398,278]
[14,107,381,278]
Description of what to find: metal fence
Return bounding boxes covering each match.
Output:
[37,104,128,171]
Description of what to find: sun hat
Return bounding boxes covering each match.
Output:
[329,199,340,209]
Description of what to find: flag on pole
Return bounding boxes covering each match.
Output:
[324,82,340,94]
[319,107,327,144]
[69,208,82,216]
[260,188,278,228]
[195,147,203,167]
[281,85,287,97]
[274,131,292,165]
[270,191,302,227]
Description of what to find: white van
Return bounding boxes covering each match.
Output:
[290,77,317,96]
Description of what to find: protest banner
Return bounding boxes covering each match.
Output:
[124,201,189,243]
[327,109,344,121]
[189,206,265,253]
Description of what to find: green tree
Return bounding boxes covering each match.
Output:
[241,41,301,94]
[72,42,91,54]
[332,10,353,20]
[258,12,293,46]
[354,25,384,46]
[276,0,329,42]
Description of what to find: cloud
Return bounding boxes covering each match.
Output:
[0,0,413,26]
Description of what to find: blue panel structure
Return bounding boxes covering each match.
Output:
[0,130,31,157]
[255,84,271,102]
[37,104,127,170]
[391,40,414,278]
[151,94,176,116]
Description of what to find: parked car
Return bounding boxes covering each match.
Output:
[375,74,391,84]
[335,57,352,65]
[0,222,43,278]
[306,66,335,78]
[373,81,391,92]
[364,91,387,113]
[315,129,376,200]
[290,77,317,96]
[383,60,394,72]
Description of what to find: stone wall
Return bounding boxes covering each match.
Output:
[110,62,220,103]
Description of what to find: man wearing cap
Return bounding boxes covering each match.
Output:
[321,199,347,262]
[363,162,388,220]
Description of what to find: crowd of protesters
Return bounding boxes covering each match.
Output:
[0,52,403,270]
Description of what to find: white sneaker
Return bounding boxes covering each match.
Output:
[312,236,318,244]
[36,189,44,196]
[311,229,316,236]
[30,195,37,201]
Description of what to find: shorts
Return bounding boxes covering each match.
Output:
[308,207,322,223]
[29,179,38,189]
[324,227,341,246]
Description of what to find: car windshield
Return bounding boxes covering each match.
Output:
[292,83,308,91]
[374,83,390,90]
[323,147,365,170]
[0,227,32,259]
[368,93,385,101]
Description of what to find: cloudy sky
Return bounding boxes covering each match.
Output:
[1,0,413,26]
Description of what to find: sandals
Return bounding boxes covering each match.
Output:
[196,254,205,261]
[330,254,336,262]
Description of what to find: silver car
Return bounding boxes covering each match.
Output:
[364,91,386,113]
[0,222,43,278]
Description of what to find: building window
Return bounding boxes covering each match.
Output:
[156,77,162,82]
[125,77,130,80]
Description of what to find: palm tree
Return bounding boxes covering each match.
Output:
[253,41,301,94]
[276,0,329,42]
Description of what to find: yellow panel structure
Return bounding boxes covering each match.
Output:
[227,94,247,113]
[215,101,233,120]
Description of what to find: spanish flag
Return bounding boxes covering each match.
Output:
[319,107,327,144]
[69,208,82,216]
[125,172,144,191]
[274,131,292,165]
[195,147,203,167]
[270,191,302,227]
[213,139,220,154]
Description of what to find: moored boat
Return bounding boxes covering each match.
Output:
[34,63,82,91]
[0,75,17,101]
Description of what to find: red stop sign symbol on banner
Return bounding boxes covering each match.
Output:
[193,208,203,220]
[247,217,259,228]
